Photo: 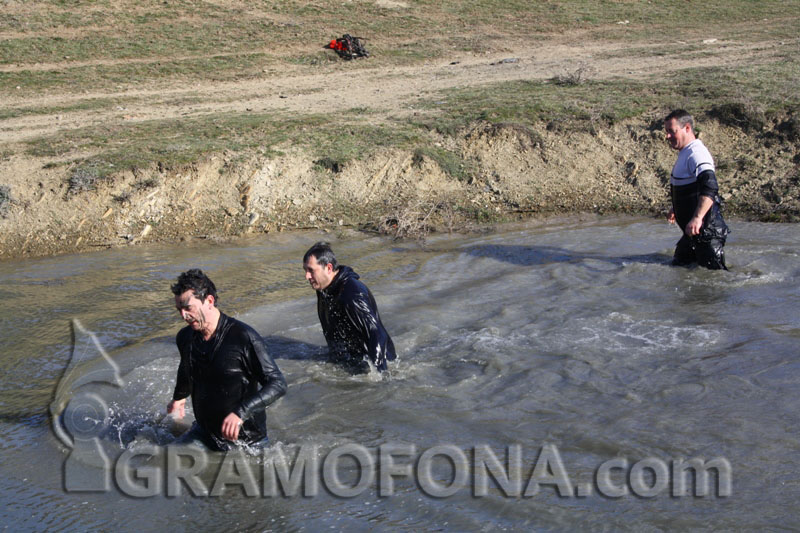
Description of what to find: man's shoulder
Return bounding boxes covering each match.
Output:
[338,272,371,298]
[675,139,711,168]
[689,138,706,148]
[223,313,256,334]
[341,272,368,289]
[687,139,713,157]
[221,314,263,344]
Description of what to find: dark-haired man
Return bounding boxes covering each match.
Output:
[664,109,729,269]
[167,268,286,450]
[303,242,396,373]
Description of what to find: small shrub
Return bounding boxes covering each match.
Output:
[377,199,439,243]
[313,157,343,173]
[707,102,767,133]
[113,191,132,204]
[776,115,800,142]
[133,177,159,191]
[551,66,592,87]
[0,185,11,217]
[67,165,101,195]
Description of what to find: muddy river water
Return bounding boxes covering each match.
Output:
[1,216,798,531]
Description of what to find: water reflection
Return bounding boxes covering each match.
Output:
[263,335,327,362]
[463,243,670,267]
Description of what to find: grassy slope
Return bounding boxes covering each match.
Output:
[1,0,799,182]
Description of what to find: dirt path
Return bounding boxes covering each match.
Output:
[1,36,792,147]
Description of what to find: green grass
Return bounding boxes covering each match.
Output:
[594,43,707,61]
[17,49,800,183]
[5,1,800,182]
[21,106,423,180]
[25,111,295,177]
[4,1,798,96]
[302,121,422,164]
[413,146,475,182]
[413,53,800,136]
[0,96,141,120]
[0,53,274,93]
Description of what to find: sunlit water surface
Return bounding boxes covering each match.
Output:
[1,216,798,531]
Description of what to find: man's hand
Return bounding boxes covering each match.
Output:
[221,413,243,441]
[667,208,676,224]
[685,216,703,236]
[167,398,186,419]
[686,195,713,236]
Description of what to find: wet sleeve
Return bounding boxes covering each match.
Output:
[172,331,193,401]
[343,290,391,371]
[316,292,333,346]
[234,331,287,421]
[696,169,719,199]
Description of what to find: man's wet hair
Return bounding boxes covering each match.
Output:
[304,242,338,270]
[171,268,218,304]
[665,109,694,131]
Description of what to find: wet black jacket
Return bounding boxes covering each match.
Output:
[172,312,286,448]
[671,169,729,242]
[316,266,396,372]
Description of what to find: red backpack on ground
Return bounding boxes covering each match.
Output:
[326,34,369,60]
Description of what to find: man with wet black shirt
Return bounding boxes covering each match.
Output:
[664,109,729,269]
[167,269,286,450]
[303,242,396,373]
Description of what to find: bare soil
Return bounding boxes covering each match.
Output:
[1,33,798,259]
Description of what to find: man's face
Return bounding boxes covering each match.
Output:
[175,289,214,331]
[664,118,693,151]
[304,256,335,291]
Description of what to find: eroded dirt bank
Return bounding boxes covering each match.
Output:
[1,115,798,260]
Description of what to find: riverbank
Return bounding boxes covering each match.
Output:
[1,2,798,259]
[1,111,798,259]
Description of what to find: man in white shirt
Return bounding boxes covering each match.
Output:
[665,109,729,269]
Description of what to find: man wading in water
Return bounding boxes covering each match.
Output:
[303,242,396,373]
[664,109,729,269]
[167,269,286,450]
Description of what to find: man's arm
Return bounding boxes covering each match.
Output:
[344,290,393,371]
[685,169,719,236]
[223,330,286,440]
[685,196,713,236]
[167,332,192,418]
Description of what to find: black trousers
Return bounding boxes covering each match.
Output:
[672,234,727,270]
